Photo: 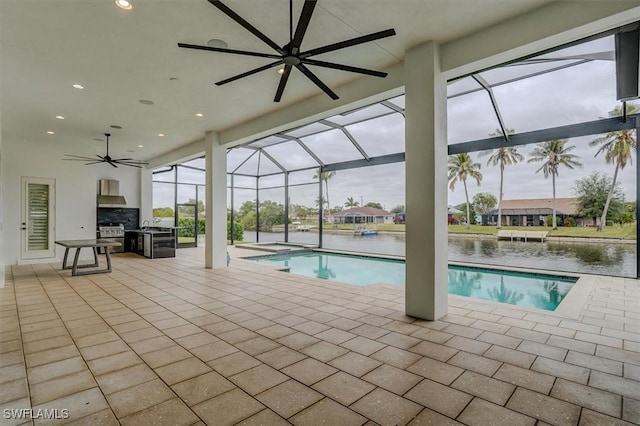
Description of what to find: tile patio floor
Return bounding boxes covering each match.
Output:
[0,247,639,425]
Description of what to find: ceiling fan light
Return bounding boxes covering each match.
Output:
[115,0,133,10]
[277,68,285,75]
[207,39,228,49]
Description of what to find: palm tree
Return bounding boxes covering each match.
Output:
[589,104,637,231]
[313,170,336,213]
[527,139,582,229]
[480,129,523,228]
[344,197,359,208]
[448,153,483,229]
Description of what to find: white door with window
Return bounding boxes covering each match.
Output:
[21,177,55,260]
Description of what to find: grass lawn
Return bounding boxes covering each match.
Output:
[447,224,636,239]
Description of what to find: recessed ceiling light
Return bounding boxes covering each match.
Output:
[196,113,204,117]
[207,39,228,49]
[72,84,84,89]
[115,0,133,10]
[110,125,122,129]
[139,99,154,105]
[138,144,144,148]
[55,115,65,120]
[158,133,165,137]
[47,131,55,135]
[277,68,285,75]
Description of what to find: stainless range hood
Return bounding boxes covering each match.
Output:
[97,179,127,207]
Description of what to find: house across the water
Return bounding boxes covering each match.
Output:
[330,207,395,224]
[481,198,596,227]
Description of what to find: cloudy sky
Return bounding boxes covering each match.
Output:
[153,34,637,213]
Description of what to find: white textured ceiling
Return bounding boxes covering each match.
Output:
[1,0,554,161]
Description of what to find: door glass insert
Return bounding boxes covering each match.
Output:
[27,183,49,251]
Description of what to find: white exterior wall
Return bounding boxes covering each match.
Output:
[1,134,140,265]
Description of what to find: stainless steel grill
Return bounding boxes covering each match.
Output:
[98,224,125,237]
[98,224,125,253]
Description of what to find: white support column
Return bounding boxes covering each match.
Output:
[405,41,448,320]
[140,167,153,226]
[0,109,3,288]
[205,132,227,269]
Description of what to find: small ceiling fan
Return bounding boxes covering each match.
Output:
[62,133,148,168]
[178,0,396,102]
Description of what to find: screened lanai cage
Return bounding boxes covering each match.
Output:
[227,94,406,247]
[153,23,639,278]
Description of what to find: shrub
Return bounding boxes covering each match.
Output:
[177,216,244,241]
[546,215,553,227]
[228,220,243,241]
[563,217,575,227]
[178,217,196,237]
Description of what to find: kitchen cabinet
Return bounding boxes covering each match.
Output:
[129,228,176,259]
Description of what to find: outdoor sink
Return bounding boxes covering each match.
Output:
[136,227,174,234]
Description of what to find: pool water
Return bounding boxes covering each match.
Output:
[249,251,577,311]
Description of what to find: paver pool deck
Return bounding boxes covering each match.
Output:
[0,246,638,425]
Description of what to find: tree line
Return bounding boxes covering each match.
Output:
[448,104,637,230]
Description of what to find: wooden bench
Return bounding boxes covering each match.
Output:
[496,230,548,242]
[55,239,122,276]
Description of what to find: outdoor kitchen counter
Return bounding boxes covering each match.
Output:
[128,227,177,258]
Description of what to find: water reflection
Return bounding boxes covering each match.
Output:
[448,237,635,277]
[448,270,481,297]
[446,266,577,309]
[248,232,636,277]
[487,276,524,305]
[526,280,566,310]
[546,243,625,266]
[313,256,336,280]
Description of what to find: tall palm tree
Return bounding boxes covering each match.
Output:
[448,153,483,229]
[313,170,336,213]
[480,129,523,228]
[344,197,359,208]
[528,139,582,230]
[589,104,637,231]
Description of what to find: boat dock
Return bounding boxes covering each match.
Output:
[497,230,548,242]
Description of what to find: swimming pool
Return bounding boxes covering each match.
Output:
[248,251,577,311]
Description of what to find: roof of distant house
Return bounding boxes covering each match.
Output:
[485,198,578,216]
[331,207,394,217]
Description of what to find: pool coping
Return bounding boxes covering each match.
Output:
[234,241,315,254]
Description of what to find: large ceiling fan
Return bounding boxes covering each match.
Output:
[62,133,148,168]
[178,0,396,102]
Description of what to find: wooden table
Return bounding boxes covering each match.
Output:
[55,239,122,276]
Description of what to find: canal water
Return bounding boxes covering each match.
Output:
[242,231,637,278]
